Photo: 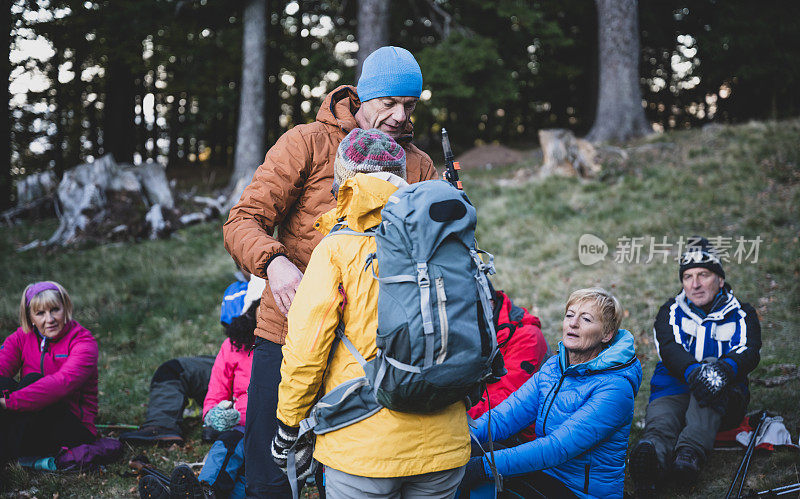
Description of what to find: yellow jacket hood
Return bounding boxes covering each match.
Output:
[316,172,409,234]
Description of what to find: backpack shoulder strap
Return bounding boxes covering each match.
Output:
[334,321,368,368]
[323,221,376,239]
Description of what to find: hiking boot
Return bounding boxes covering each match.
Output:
[672,447,701,484]
[120,426,184,446]
[630,440,660,498]
[170,465,204,499]
[139,474,170,499]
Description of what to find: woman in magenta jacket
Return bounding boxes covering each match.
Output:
[0,281,99,462]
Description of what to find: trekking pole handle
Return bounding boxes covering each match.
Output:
[441,128,462,190]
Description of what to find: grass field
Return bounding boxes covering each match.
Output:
[1,119,798,497]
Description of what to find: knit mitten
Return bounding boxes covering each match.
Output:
[688,363,730,407]
[271,419,315,480]
[204,400,240,432]
[711,359,736,386]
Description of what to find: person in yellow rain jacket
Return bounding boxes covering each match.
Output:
[272,128,469,498]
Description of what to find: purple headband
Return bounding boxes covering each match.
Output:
[25,282,60,307]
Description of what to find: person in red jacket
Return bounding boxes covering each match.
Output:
[0,281,99,464]
[468,286,549,442]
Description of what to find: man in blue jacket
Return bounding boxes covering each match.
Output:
[630,237,761,495]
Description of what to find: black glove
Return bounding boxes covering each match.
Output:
[706,360,735,412]
[685,363,703,390]
[458,456,490,493]
[271,420,315,480]
[687,362,731,407]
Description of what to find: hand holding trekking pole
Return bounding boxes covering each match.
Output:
[441,128,462,190]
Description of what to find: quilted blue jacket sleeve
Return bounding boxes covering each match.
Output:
[472,371,541,444]
[483,375,634,477]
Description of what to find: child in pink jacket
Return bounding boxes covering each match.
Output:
[0,281,99,463]
[140,300,256,499]
[202,337,252,430]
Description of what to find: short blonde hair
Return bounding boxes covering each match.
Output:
[565,287,622,339]
[19,282,73,333]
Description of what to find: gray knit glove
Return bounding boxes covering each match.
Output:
[271,420,315,480]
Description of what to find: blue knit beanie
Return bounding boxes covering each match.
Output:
[357,46,423,102]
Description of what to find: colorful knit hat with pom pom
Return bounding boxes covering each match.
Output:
[333,128,406,192]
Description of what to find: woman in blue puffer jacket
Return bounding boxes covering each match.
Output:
[461,288,643,499]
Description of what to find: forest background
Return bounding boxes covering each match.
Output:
[4,0,800,209]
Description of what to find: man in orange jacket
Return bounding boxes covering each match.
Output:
[223,46,437,497]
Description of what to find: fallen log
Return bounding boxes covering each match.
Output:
[21,155,180,248]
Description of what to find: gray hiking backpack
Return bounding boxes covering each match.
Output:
[287,179,503,496]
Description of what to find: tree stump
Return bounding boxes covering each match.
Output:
[538,129,601,179]
[12,156,228,250]
[46,154,177,246]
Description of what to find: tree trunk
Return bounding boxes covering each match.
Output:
[66,44,87,170]
[151,91,160,161]
[264,0,280,146]
[291,1,304,127]
[265,45,280,144]
[209,107,219,165]
[103,57,137,163]
[585,0,651,143]
[356,0,390,80]
[137,79,147,161]
[50,49,66,178]
[1,2,12,209]
[87,99,100,158]
[220,105,231,168]
[167,93,181,169]
[227,0,267,204]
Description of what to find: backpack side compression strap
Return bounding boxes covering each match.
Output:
[416,262,436,369]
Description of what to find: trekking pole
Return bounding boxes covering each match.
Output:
[483,389,503,496]
[441,129,462,190]
[746,482,800,497]
[96,423,139,430]
[736,411,770,499]
[725,410,768,499]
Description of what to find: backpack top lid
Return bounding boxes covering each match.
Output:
[381,180,477,262]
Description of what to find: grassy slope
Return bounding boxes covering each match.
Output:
[466,119,800,496]
[0,119,798,496]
